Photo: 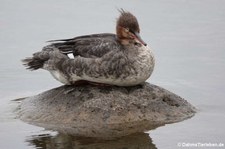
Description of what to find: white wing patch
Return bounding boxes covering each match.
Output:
[67,53,75,59]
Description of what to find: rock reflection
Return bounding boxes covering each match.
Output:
[26,132,157,149]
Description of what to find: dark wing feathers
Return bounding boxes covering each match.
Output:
[48,33,115,42]
[46,33,119,58]
[23,33,120,70]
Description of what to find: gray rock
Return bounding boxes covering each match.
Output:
[19,82,196,138]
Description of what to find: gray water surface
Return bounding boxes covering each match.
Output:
[1,0,225,148]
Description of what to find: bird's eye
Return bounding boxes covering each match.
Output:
[125,28,129,32]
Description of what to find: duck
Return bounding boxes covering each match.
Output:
[22,10,155,86]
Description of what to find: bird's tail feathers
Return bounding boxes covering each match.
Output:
[22,52,49,70]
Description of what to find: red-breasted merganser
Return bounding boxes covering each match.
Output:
[22,10,155,86]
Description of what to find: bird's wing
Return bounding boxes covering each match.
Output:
[46,33,120,58]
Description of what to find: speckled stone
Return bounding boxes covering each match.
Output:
[19,82,196,138]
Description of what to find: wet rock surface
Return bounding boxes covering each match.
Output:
[19,82,196,138]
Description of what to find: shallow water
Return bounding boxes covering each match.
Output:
[1,0,225,148]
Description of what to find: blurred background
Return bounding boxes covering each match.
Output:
[0,0,225,148]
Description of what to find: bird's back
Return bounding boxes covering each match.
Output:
[47,33,122,59]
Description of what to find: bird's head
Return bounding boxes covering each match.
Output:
[116,9,147,46]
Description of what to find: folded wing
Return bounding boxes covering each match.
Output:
[47,33,119,58]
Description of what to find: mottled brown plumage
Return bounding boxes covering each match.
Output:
[22,10,155,86]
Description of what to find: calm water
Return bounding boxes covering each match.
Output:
[1,0,225,148]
